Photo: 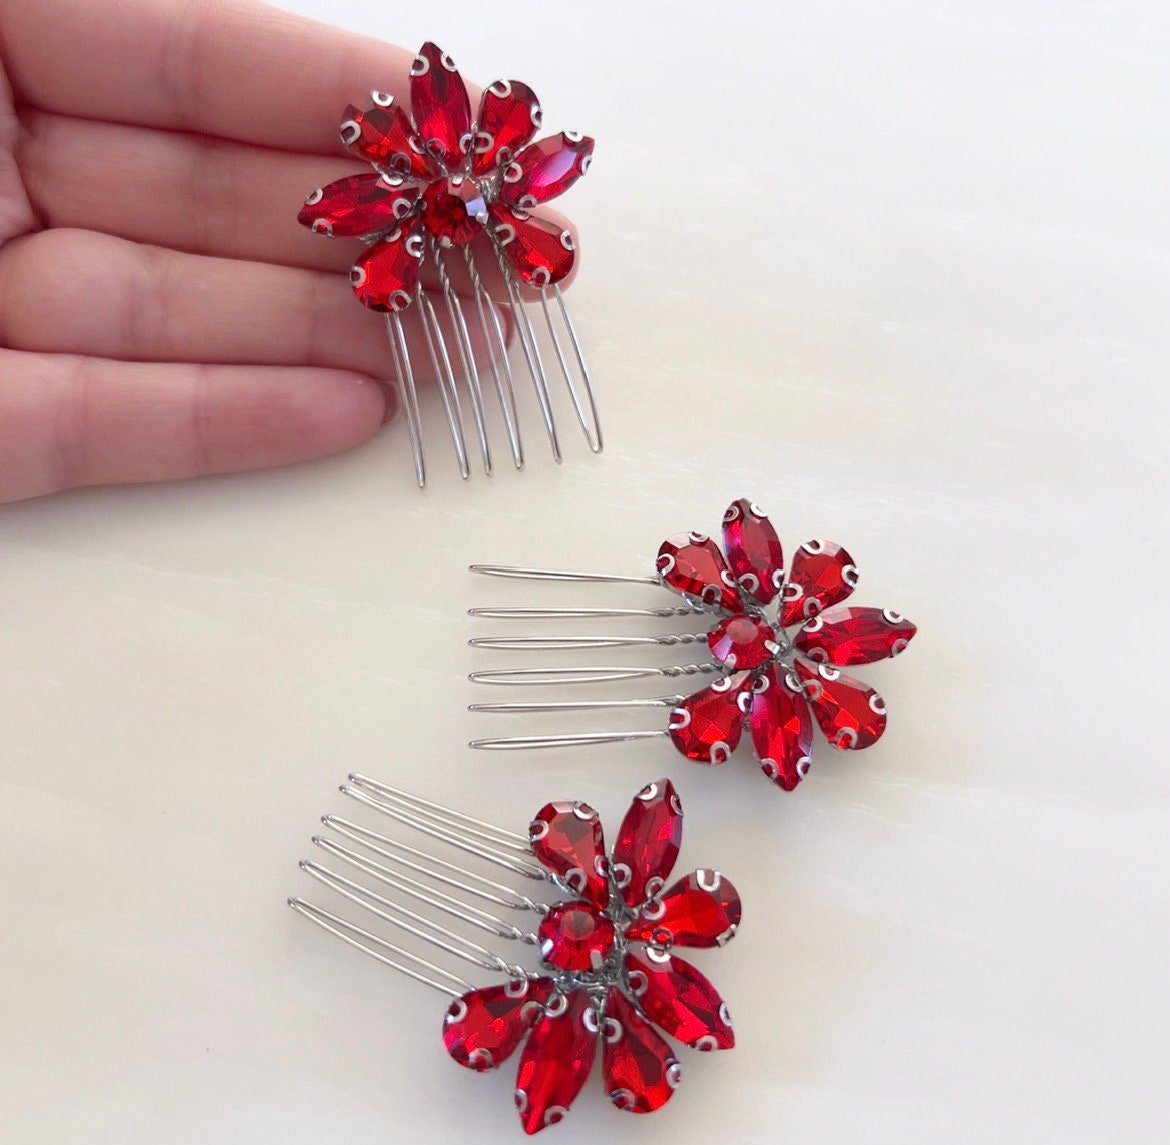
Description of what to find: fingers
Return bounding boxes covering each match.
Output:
[0,348,392,503]
[0,228,513,381]
[0,0,423,155]
[17,110,579,295]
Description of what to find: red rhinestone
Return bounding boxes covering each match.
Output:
[625,949,734,1051]
[498,132,594,208]
[781,540,858,627]
[490,205,576,287]
[706,614,777,671]
[667,674,751,764]
[529,800,608,907]
[611,779,683,909]
[298,173,419,239]
[410,42,472,169]
[340,96,432,178]
[656,533,742,612]
[473,79,542,175]
[795,606,917,666]
[794,659,887,749]
[514,990,598,1135]
[602,988,681,1114]
[349,221,424,312]
[722,499,785,605]
[443,978,552,1071]
[538,902,616,972]
[421,176,488,246]
[749,665,814,791]
[625,869,741,949]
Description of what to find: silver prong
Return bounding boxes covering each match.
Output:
[470,731,671,750]
[385,313,425,488]
[288,897,471,998]
[435,247,491,475]
[416,284,470,479]
[465,247,523,469]
[470,696,681,714]
[468,634,705,651]
[468,663,719,686]
[540,285,601,453]
[470,564,661,586]
[469,605,703,619]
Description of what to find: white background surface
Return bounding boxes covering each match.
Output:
[3,1,1169,1141]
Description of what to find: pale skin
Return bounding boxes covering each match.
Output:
[0,0,579,503]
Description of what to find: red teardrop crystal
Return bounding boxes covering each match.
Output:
[625,869,741,949]
[340,96,432,178]
[528,800,608,907]
[749,665,814,791]
[656,532,742,612]
[667,674,750,764]
[422,175,487,246]
[795,606,917,666]
[602,988,681,1114]
[473,79,542,175]
[706,613,777,671]
[538,902,616,972]
[410,42,472,169]
[794,659,887,749]
[514,990,598,1135]
[722,499,785,605]
[624,949,734,1051]
[498,132,594,208]
[490,205,576,287]
[611,779,683,909]
[443,978,553,1071]
[298,173,419,239]
[780,540,859,627]
[349,221,424,312]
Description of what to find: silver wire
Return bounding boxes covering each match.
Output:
[469,605,702,619]
[470,564,661,586]
[470,696,681,714]
[385,313,425,488]
[551,283,601,453]
[468,663,719,686]
[416,283,470,479]
[470,731,671,750]
[539,285,602,453]
[468,633,705,651]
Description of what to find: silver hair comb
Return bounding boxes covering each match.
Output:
[298,42,599,488]
[468,497,918,792]
[289,773,739,1135]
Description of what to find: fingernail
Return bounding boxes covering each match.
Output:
[377,381,401,427]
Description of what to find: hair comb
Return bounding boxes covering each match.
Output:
[289,774,739,1134]
[298,42,599,487]
[468,498,918,791]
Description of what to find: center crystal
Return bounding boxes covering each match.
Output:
[421,175,488,245]
[706,614,778,671]
[537,902,616,972]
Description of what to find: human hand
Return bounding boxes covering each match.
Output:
[0,0,578,503]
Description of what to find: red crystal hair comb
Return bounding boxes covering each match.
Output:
[468,498,918,791]
[290,774,738,1134]
[298,42,599,487]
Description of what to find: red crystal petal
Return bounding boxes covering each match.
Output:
[422,175,487,246]
[498,132,594,208]
[611,778,683,909]
[537,902,616,972]
[625,869,741,949]
[298,173,419,239]
[340,96,432,178]
[602,988,681,1114]
[514,990,598,1135]
[749,665,814,791]
[349,221,424,312]
[722,498,785,605]
[667,673,751,764]
[706,614,777,671]
[490,204,576,288]
[528,800,608,907]
[781,540,859,627]
[443,978,553,1071]
[794,659,887,750]
[410,42,472,169]
[795,606,917,666]
[624,949,734,1051]
[656,532,742,612]
[473,79,542,175]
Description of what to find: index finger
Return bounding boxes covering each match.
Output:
[0,0,431,155]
